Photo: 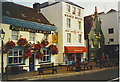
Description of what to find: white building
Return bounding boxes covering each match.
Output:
[99,9,119,59]
[41,0,87,65]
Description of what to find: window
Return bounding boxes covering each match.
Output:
[78,8,81,16]
[44,34,48,40]
[78,21,81,30]
[12,31,19,41]
[40,50,50,62]
[78,34,81,43]
[67,33,71,43]
[98,40,101,48]
[67,5,70,12]
[29,32,35,41]
[67,18,71,28]
[108,28,114,34]
[91,39,94,48]
[109,38,114,42]
[8,49,24,65]
[72,7,76,14]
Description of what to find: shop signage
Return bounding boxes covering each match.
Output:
[10,25,51,34]
[52,34,58,43]
[96,36,100,39]
[65,30,81,34]
[64,14,82,20]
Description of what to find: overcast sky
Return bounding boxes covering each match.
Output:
[5,0,120,16]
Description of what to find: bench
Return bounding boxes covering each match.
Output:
[5,66,24,75]
[38,63,57,75]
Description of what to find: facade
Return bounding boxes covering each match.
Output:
[1,2,57,72]
[41,0,87,65]
[84,7,105,61]
[99,9,119,59]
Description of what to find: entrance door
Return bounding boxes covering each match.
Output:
[29,54,34,71]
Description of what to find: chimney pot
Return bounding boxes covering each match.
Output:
[33,3,40,13]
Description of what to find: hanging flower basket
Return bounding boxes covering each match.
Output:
[24,51,32,59]
[17,38,28,46]
[34,43,44,51]
[41,39,49,47]
[4,41,15,52]
[48,45,58,55]
[35,52,44,59]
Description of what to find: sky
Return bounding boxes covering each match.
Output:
[3,0,120,16]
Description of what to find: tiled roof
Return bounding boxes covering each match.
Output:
[40,0,84,9]
[2,2,53,26]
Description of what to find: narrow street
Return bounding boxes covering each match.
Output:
[34,67,118,81]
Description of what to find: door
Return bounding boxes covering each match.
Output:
[29,54,34,71]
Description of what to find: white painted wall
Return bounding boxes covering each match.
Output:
[41,1,85,64]
[99,11,119,45]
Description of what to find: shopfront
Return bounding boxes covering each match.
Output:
[64,46,87,65]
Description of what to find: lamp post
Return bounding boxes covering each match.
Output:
[1,29,5,80]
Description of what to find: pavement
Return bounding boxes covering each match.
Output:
[3,62,119,81]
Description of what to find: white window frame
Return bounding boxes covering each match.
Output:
[67,33,71,43]
[78,8,81,16]
[78,21,81,30]
[12,31,19,41]
[40,49,50,62]
[72,6,76,14]
[78,34,82,43]
[8,49,24,65]
[67,18,71,29]
[29,32,35,42]
[67,5,70,12]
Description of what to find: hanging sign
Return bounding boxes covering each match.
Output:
[10,25,51,34]
[52,34,58,43]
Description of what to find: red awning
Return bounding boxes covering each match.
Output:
[64,46,87,54]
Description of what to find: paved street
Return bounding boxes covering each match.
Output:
[34,67,118,81]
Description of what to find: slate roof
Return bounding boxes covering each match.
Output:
[40,0,84,9]
[2,2,53,26]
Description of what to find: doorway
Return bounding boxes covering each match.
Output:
[29,54,34,71]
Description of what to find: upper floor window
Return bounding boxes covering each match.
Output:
[78,8,81,16]
[91,39,94,48]
[12,31,19,41]
[108,28,114,34]
[67,18,71,28]
[78,34,81,43]
[40,50,50,62]
[78,21,81,30]
[109,38,114,42]
[67,33,71,43]
[72,7,76,14]
[67,5,70,12]
[44,34,48,40]
[29,32,35,41]
[8,49,24,65]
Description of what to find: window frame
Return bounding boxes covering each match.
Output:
[78,21,81,30]
[78,34,82,43]
[67,33,71,43]
[109,38,114,42]
[78,8,81,16]
[12,31,19,41]
[67,18,71,29]
[72,6,76,14]
[29,32,35,42]
[67,5,70,12]
[8,49,24,65]
[108,28,114,34]
[91,39,94,48]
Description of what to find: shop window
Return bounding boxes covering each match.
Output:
[91,39,94,48]
[67,54,74,61]
[67,5,70,12]
[8,49,24,65]
[29,32,35,41]
[40,50,50,62]
[108,28,114,34]
[72,6,76,14]
[78,21,81,30]
[67,33,71,43]
[12,31,19,41]
[78,34,81,43]
[67,18,71,28]
[78,8,81,16]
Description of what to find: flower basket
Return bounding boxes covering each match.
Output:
[36,52,44,59]
[17,38,28,46]
[34,43,44,51]
[24,51,32,59]
[4,41,15,52]
[41,39,49,47]
[48,45,58,55]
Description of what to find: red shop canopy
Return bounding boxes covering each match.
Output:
[64,46,87,54]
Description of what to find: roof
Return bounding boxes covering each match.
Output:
[2,2,53,26]
[84,12,105,39]
[106,9,117,14]
[40,0,84,9]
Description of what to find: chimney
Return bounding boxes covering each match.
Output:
[33,3,40,13]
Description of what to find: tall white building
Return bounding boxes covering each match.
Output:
[41,0,87,64]
[99,9,119,59]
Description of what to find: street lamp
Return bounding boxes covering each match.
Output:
[1,29,5,80]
